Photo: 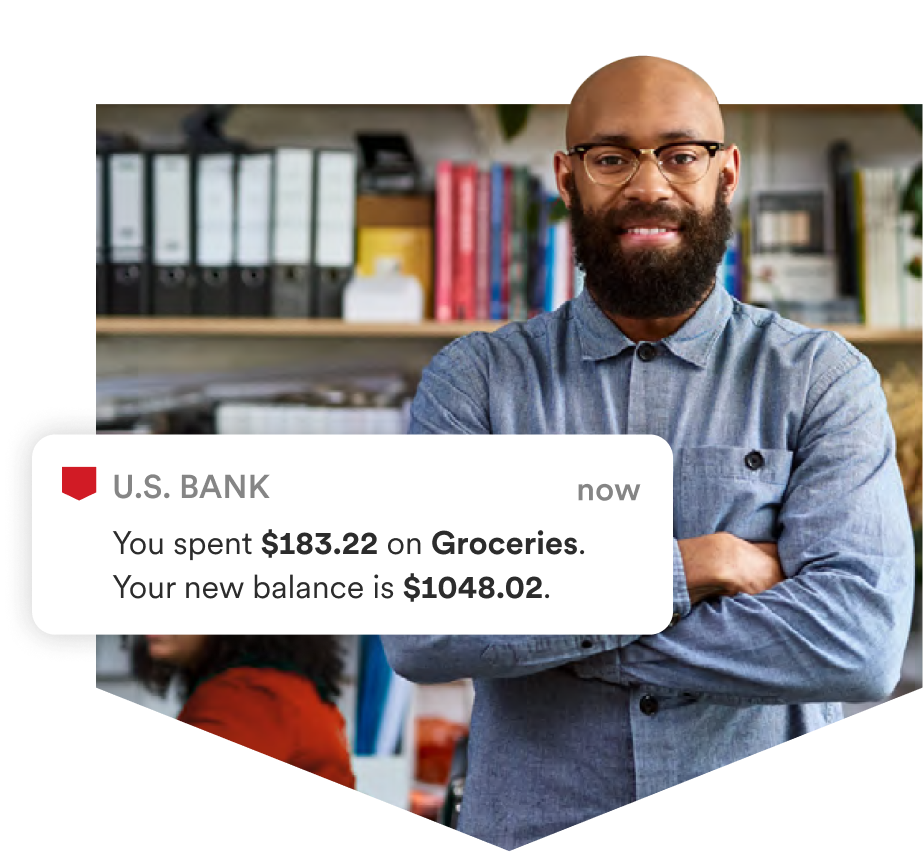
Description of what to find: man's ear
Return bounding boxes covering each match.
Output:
[720,144,741,204]
[554,150,574,209]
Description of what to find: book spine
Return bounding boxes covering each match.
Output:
[454,163,477,321]
[475,169,491,320]
[489,164,505,320]
[854,170,867,323]
[501,166,512,320]
[434,161,454,322]
[509,166,528,321]
[544,205,557,314]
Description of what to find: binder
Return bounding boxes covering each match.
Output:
[150,152,194,315]
[96,151,110,314]
[194,152,236,315]
[271,148,314,317]
[234,151,273,315]
[313,149,358,318]
[108,152,150,314]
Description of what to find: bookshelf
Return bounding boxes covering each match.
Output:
[96,316,922,346]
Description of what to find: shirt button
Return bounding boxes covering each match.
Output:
[639,695,659,716]
[636,342,657,362]
[581,638,594,649]
[669,612,681,627]
[744,450,765,471]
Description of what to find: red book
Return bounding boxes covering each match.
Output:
[434,160,454,322]
[453,163,478,321]
[475,169,491,320]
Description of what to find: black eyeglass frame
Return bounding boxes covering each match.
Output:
[565,140,728,186]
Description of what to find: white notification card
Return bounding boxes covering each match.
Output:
[33,435,673,635]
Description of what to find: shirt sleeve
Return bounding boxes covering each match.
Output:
[393,337,694,682]
[178,670,290,761]
[573,352,916,706]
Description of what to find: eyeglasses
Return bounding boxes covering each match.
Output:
[566,141,727,187]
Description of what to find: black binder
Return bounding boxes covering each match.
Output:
[194,152,236,315]
[233,151,274,315]
[271,148,315,317]
[96,151,110,314]
[312,148,358,318]
[829,140,860,299]
[108,151,150,314]
[150,151,194,315]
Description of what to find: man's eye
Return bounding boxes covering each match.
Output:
[598,155,627,167]
[664,151,700,167]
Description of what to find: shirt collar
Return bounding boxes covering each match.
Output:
[574,283,733,369]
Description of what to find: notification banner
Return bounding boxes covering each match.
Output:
[32,435,673,635]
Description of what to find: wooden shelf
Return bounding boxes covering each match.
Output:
[96,316,504,338]
[96,316,921,345]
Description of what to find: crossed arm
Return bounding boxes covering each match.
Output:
[384,348,915,706]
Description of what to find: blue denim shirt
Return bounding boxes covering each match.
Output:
[382,285,914,850]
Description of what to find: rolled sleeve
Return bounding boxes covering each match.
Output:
[583,353,915,705]
[381,634,626,683]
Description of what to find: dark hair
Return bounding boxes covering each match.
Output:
[132,635,345,704]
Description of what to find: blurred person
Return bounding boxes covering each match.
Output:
[134,635,354,788]
[383,55,915,849]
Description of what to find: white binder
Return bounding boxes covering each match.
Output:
[271,148,314,316]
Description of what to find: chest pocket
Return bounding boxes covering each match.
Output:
[676,446,794,542]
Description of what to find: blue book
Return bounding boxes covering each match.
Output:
[544,202,557,314]
[489,163,505,320]
[355,635,392,756]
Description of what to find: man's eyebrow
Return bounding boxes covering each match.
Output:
[585,130,703,145]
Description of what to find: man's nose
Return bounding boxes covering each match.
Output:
[621,156,674,203]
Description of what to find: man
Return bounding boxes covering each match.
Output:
[382,57,914,849]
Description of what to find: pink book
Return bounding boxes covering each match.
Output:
[434,160,454,322]
[453,163,478,321]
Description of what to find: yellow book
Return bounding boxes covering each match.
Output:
[358,228,433,318]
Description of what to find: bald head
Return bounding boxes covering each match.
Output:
[566,56,724,148]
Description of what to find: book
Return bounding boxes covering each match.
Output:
[475,169,491,320]
[508,167,530,321]
[858,167,901,327]
[453,163,478,321]
[434,161,454,322]
[489,164,506,320]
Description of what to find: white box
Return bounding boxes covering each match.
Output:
[748,253,838,304]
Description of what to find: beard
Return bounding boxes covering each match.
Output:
[567,172,732,319]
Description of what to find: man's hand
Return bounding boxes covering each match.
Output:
[678,532,785,605]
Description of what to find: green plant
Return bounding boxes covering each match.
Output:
[900,105,922,279]
[496,105,533,142]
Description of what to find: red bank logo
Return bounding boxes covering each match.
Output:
[62,467,96,500]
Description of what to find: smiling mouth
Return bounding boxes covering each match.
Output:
[620,227,678,235]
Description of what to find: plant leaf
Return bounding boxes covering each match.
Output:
[901,104,922,134]
[548,197,569,223]
[496,105,532,141]
[901,161,922,206]
[907,255,922,280]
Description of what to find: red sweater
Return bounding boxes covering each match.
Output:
[178,667,355,788]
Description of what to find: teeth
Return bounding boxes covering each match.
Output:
[626,228,673,235]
